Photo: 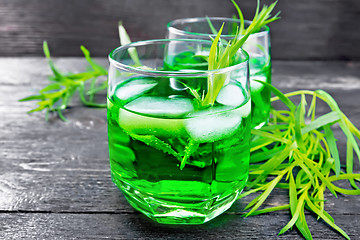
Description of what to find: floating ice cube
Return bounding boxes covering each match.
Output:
[118,96,195,137]
[216,83,246,107]
[238,100,251,118]
[118,108,185,137]
[124,96,194,117]
[250,75,267,92]
[114,78,157,101]
[215,83,250,118]
[185,107,242,142]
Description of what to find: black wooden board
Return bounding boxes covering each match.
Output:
[0,58,360,239]
[1,213,360,239]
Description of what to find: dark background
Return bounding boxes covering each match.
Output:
[0,0,359,60]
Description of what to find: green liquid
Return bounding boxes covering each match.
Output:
[249,62,271,129]
[107,76,250,224]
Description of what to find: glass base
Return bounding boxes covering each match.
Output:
[113,177,242,225]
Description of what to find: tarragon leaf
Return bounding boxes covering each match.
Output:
[118,21,141,66]
[244,173,284,217]
[305,195,350,240]
[301,111,340,135]
[279,191,306,235]
[126,132,180,161]
[260,80,296,111]
[323,124,341,177]
[180,139,199,170]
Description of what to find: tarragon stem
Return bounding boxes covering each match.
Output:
[240,81,360,240]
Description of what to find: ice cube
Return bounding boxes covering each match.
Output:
[185,107,242,142]
[118,96,194,137]
[118,108,185,137]
[250,75,267,92]
[238,100,251,118]
[114,78,157,101]
[124,96,194,117]
[216,83,246,107]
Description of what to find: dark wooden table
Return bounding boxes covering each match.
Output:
[1,58,360,239]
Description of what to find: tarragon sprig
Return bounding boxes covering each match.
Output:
[20,21,137,121]
[240,81,360,240]
[19,42,108,121]
[202,0,280,107]
[232,0,280,35]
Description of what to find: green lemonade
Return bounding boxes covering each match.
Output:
[249,58,271,128]
[108,76,251,224]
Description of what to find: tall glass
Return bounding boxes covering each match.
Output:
[107,39,251,224]
[167,17,271,129]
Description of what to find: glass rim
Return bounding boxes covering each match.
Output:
[108,38,249,77]
[167,17,270,38]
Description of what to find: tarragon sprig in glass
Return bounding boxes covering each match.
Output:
[202,0,279,107]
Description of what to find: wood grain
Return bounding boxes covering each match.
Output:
[0,58,359,239]
[0,0,359,60]
[1,213,360,239]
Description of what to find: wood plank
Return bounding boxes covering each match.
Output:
[0,58,360,239]
[1,59,359,209]
[0,212,359,239]
[1,58,359,88]
[1,145,360,214]
[0,0,359,60]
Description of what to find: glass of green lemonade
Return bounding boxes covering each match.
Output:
[167,17,271,129]
[107,39,251,224]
